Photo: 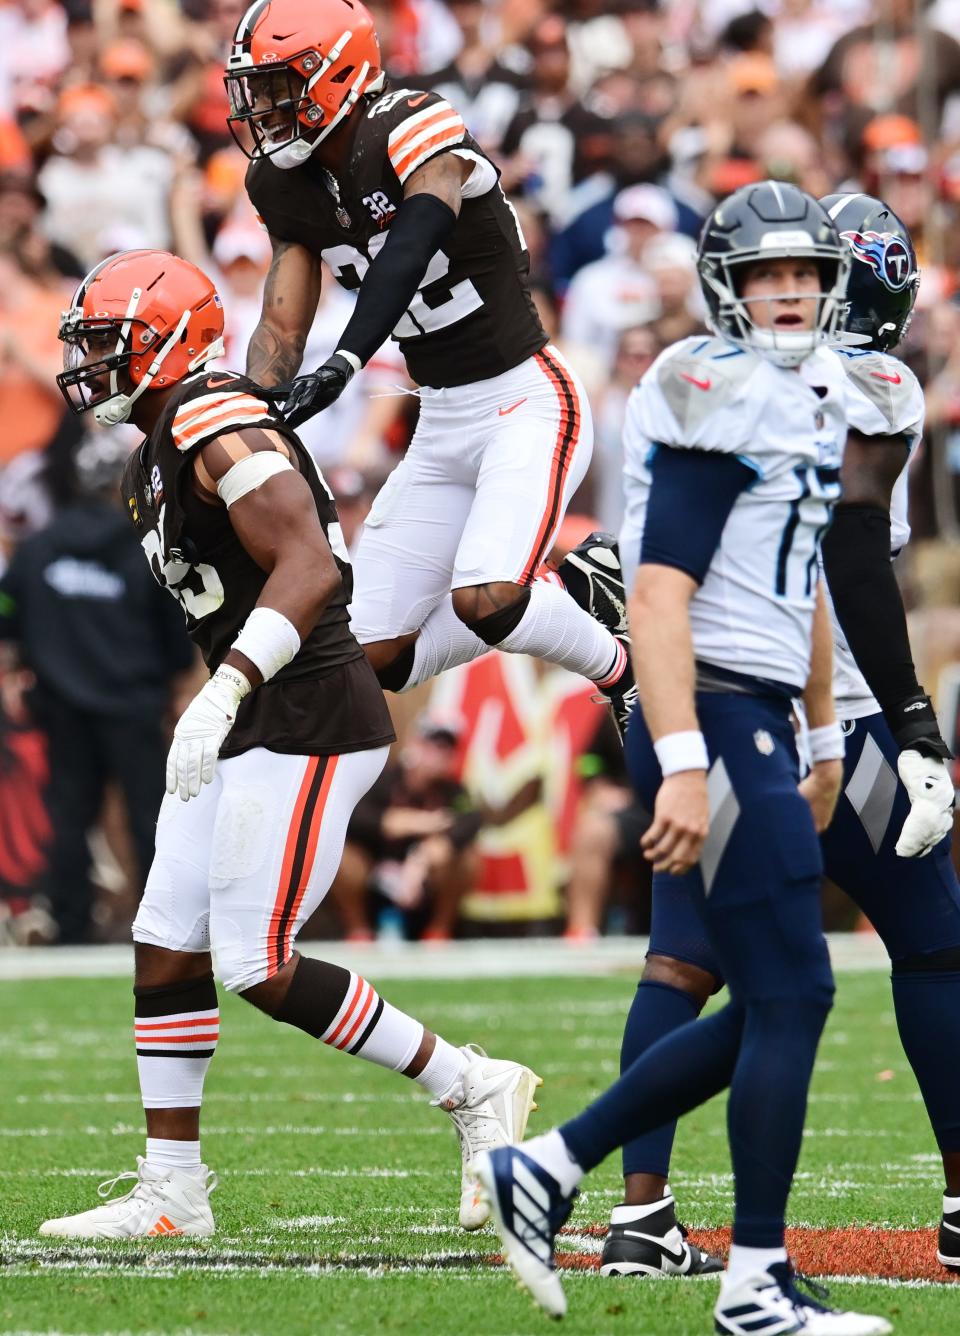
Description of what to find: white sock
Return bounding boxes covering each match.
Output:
[495,583,623,684]
[404,597,488,690]
[524,1129,584,1197]
[144,1137,202,1174]
[944,1192,960,1213]
[723,1243,788,1289]
[416,1036,470,1102]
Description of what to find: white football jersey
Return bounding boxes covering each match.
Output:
[620,335,847,692]
[825,348,925,720]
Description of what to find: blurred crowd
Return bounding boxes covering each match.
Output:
[2,0,960,946]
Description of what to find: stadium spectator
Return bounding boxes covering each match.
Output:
[334,713,483,942]
[422,0,528,151]
[560,183,674,363]
[0,434,194,943]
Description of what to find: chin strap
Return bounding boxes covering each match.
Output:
[95,310,221,426]
[271,59,375,169]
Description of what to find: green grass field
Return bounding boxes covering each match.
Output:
[2,967,958,1335]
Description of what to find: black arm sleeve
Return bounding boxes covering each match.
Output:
[336,193,458,367]
[640,446,757,583]
[820,503,950,758]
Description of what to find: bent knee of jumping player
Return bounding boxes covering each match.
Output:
[642,953,721,1010]
[363,631,419,691]
[452,581,529,643]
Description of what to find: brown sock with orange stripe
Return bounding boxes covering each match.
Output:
[275,956,466,1095]
[135,974,219,1173]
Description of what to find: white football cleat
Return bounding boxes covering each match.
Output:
[437,1043,542,1230]
[39,1157,217,1239]
[715,1264,892,1335]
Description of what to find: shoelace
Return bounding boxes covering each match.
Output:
[768,1261,834,1317]
[96,1165,219,1201]
[97,1169,143,1201]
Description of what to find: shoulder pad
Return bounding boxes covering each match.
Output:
[374,90,467,185]
[835,349,921,437]
[171,374,275,454]
[655,338,760,438]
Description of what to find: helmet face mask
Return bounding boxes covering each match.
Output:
[225,0,382,169]
[226,59,317,162]
[698,182,850,369]
[58,316,158,423]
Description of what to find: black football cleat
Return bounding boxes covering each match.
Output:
[600,1195,724,1278]
[557,531,628,637]
[937,1203,960,1271]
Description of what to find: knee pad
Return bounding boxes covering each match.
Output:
[463,588,530,645]
[893,945,960,974]
[374,643,416,693]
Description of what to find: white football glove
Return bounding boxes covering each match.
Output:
[895,749,956,858]
[166,667,250,802]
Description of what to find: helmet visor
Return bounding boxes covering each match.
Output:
[225,64,313,160]
[56,316,144,415]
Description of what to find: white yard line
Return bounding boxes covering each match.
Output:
[0,934,890,982]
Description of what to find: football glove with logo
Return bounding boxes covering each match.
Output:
[896,749,956,858]
[166,667,250,802]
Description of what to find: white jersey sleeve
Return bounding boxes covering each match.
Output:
[628,336,766,464]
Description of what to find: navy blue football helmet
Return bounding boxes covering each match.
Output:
[820,192,919,351]
[698,180,850,367]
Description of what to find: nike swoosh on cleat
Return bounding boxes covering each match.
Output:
[498,398,527,416]
[407,94,429,107]
[680,373,711,390]
[870,371,902,384]
[620,1231,689,1268]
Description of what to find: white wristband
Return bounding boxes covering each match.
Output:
[808,721,845,764]
[334,348,361,376]
[231,606,301,682]
[654,730,709,777]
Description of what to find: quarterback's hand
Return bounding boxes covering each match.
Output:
[273,353,356,429]
[166,667,250,802]
[895,749,956,858]
[799,759,843,833]
[641,771,709,875]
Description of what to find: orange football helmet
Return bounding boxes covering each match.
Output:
[225,0,382,168]
[57,250,225,426]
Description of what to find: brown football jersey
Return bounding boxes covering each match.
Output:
[120,369,394,758]
[246,83,547,388]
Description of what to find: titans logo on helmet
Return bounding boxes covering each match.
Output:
[840,229,912,292]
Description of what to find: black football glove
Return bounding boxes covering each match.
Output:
[274,353,357,429]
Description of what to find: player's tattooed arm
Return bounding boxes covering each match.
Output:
[245,237,323,388]
[402,152,471,215]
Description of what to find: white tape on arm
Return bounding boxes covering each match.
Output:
[231,607,301,682]
[216,452,294,508]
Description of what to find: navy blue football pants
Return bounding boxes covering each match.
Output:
[620,708,960,1182]
[560,692,834,1247]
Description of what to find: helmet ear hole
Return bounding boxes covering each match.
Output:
[330,65,354,83]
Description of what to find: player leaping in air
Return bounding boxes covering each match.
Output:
[223,0,635,733]
[594,194,960,1290]
[477,182,892,1335]
[38,250,540,1241]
